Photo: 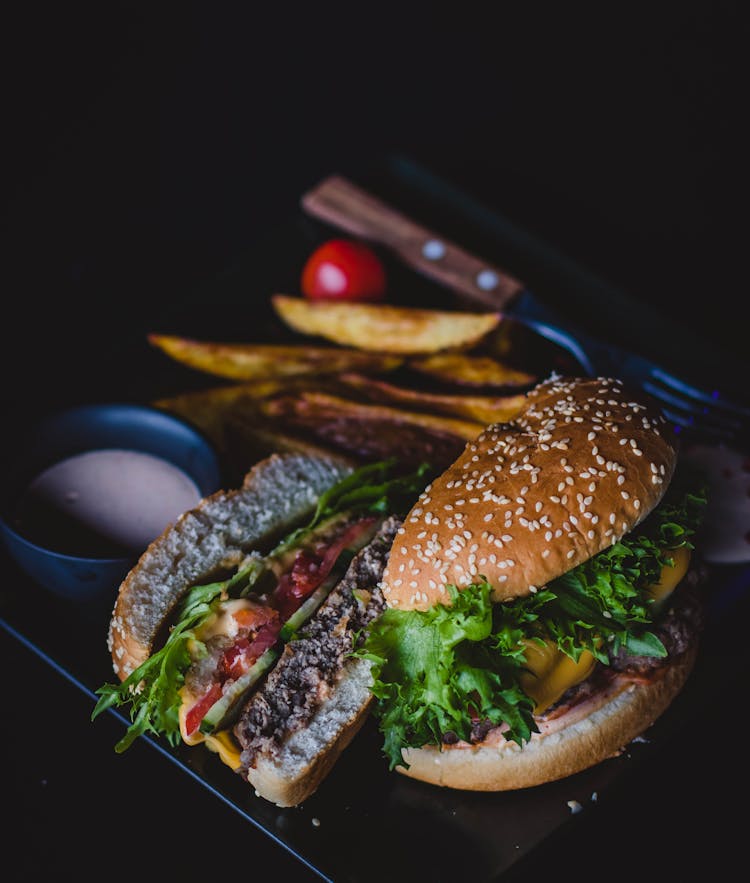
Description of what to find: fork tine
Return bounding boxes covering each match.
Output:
[641,380,740,428]
[659,408,737,444]
[649,366,750,419]
[643,380,748,445]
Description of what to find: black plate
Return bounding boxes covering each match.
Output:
[2,156,749,882]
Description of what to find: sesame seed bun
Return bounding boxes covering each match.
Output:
[375,375,699,793]
[381,375,678,611]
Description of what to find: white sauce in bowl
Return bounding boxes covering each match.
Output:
[14,448,202,557]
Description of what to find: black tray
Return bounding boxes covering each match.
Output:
[2,156,748,882]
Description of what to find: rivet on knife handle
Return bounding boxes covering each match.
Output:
[301,175,524,312]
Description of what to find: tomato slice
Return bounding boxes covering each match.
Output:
[184,682,222,736]
[220,619,281,680]
[289,550,323,596]
[273,517,377,620]
[318,515,378,574]
[248,621,281,658]
[220,637,252,681]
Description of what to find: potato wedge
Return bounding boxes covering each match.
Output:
[260,391,484,438]
[154,383,259,450]
[336,373,527,424]
[259,391,485,470]
[148,334,403,380]
[271,294,501,354]
[154,380,322,451]
[156,384,349,483]
[407,352,536,388]
[222,413,353,481]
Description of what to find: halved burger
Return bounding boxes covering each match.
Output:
[92,453,429,805]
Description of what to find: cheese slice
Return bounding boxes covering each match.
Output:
[648,545,691,609]
[520,548,691,713]
[203,731,243,771]
[519,641,596,713]
[179,694,244,769]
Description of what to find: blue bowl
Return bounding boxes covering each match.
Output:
[0,403,222,606]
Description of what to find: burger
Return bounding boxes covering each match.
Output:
[92,452,429,806]
[357,374,707,790]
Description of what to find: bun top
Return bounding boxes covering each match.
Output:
[381,376,678,611]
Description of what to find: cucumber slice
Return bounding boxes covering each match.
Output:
[198,647,279,735]
[280,573,341,643]
[279,521,380,642]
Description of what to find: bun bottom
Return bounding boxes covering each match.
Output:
[397,647,698,792]
[244,658,375,807]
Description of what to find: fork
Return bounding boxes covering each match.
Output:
[301,174,750,448]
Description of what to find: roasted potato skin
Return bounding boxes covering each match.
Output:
[271,294,501,355]
[148,334,403,380]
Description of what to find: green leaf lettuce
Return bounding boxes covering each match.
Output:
[357,473,707,770]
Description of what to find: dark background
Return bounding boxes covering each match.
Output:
[2,3,747,881]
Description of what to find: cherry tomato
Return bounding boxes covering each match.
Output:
[301,238,386,301]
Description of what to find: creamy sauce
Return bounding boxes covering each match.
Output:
[13,448,202,557]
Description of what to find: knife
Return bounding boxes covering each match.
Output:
[300,174,750,446]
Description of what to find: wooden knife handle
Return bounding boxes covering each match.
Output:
[301,174,524,312]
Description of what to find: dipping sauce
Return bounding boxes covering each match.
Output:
[13,448,203,558]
